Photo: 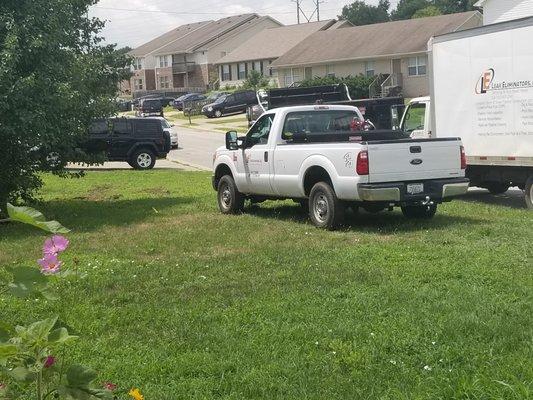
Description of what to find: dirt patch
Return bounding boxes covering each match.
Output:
[86,184,118,201]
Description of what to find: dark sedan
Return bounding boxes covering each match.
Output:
[173,93,205,110]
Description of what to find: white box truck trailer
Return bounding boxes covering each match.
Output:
[399,17,533,209]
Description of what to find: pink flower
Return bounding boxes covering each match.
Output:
[0,382,6,390]
[43,235,69,256]
[38,254,62,275]
[43,355,56,368]
[103,382,117,391]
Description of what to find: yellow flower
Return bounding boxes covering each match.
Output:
[128,388,144,400]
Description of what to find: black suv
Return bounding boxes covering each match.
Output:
[138,98,164,117]
[202,90,258,118]
[86,118,170,169]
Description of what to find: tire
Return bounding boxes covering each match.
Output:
[525,176,533,210]
[130,148,156,170]
[217,175,244,214]
[486,182,510,195]
[401,204,437,219]
[309,182,345,230]
[214,110,222,118]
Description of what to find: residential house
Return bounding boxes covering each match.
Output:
[475,0,533,25]
[271,12,482,98]
[128,14,282,96]
[215,19,352,87]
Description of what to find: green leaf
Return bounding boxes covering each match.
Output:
[0,322,13,342]
[48,327,77,344]
[7,203,70,233]
[0,343,18,361]
[8,366,36,382]
[8,266,47,285]
[66,364,98,387]
[26,317,58,343]
[58,386,113,400]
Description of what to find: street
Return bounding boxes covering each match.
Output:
[168,126,224,170]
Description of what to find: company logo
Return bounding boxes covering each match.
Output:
[475,68,533,94]
[475,68,495,94]
[410,159,423,165]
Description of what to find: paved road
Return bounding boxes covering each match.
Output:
[168,127,224,170]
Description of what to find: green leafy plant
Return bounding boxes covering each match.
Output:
[242,70,270,90]
[6,203,70,234]
[298,74,375,99]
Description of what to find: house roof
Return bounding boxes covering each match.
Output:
[152,14,262,56]
[474,0,488,7]
[271,11,482,68]
[215,20,335,64]
[329,19,353,29]
[128,20,212,57]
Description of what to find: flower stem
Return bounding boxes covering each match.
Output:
[37,369,43,400]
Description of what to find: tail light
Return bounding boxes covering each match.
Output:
[460,146,467,170]
[356,150,369,175]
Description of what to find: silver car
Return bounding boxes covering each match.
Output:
[154,117,178,148]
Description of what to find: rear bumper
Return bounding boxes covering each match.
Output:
[358,177,469,203]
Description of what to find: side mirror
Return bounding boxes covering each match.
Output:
[225,131,239,150]
[364,119,376,131]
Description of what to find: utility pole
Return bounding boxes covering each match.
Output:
[292,0,301,24]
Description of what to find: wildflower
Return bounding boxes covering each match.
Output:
[0,382,6,390]
[43,235,69,256]
[43,356,56,368]
[129,388,144,400]
[103,382,117,391]
[423,365,432,371]
[38,254,62,275]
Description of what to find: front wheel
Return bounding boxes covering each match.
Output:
[214,110,222,118]
[217,175,244,214]
[309,182,345,230]
[525,176,533,210]
[131,148,156,170]
[401,204,437,219]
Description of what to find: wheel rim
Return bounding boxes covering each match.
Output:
[313,193,329,223]
[137,153,152,168]
[220,184,232,209]
[215,110,221,117]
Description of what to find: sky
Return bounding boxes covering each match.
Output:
[88,0,400,48]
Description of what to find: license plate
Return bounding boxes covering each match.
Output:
[407,183,424,194]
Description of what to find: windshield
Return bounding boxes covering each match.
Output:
[213,95,227,104]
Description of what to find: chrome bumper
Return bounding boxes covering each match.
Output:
[442,182,469,198]
[359,187,400,201]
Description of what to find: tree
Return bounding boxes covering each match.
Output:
[434,0,477,13]
[0,0,130,215]
[412,5,442,18]
[339,0,390,26]
[391,0,432,20]
[242,70,270,90]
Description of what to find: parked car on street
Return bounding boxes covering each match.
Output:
[212,105,469,229]
[173,93,205,110]
[153,117,178,148]
[85,117,171,169]
[137,98,164,117]
[202,90,258,118]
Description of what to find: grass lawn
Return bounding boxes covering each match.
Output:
[1,171,531,399]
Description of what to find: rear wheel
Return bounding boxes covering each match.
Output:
[525,176,533,210]
[401,204,437,219]
[309,182,345,230]
[486,182,510,195]
[131,148,156,170]
[217,175,244,214]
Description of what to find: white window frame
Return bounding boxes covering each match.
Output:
[158,75,170,89]
[253,61,262,74]
[221,64,231,81]
[238,63,246,80]
[365,61,375,77]
[325,65,335,77]
[133,58,143,70]
[134,78,143,90]
[284,68,302,86]
[408,56,427,76]
[157,55,170,68]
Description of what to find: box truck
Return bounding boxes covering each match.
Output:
[399,16,533,209]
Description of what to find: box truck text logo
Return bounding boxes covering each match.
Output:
[475,68,533,94]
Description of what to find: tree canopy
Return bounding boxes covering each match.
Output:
[339,0,390,26]
[0,0,130,214]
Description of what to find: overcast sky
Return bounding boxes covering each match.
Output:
[88,0,400,48]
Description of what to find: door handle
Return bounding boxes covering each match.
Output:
[264,151,268,162]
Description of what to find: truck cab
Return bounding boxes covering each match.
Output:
[399,96,431,139]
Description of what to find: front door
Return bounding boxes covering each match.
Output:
[109,119,134,159]
[242,114,275,195]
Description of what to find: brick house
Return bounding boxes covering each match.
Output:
[127,14,282,96]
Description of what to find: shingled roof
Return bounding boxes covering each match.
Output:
[216,20,336,64]
[271,11,481,68]
[129,14,263,57]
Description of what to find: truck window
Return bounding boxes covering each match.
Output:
[246,114,274,147]
[282,110,363,139]
[111,119,132,135]
[402,103,425,133]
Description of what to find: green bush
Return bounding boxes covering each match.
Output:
[298,74,375,99]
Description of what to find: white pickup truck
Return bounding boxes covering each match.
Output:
[212,105,469,229]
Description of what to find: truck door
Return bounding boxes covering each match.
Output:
[401,101,430,138]
[242,114,275,195]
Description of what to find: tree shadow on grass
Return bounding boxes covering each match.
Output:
[2,197,194,239]
[245,203,483,234]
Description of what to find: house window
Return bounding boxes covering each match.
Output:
[408,56,427,76]
[325,65,335,77]
[268,60,274,77]
[157,55,170,68]
[253,61,262,74]
[133,58,143,70]
[134,78,143,90]
[284,68,302,86]
[158,75,170,89]
[222,64,231,81]
[238,62,246,80]
[365,61,375,77]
